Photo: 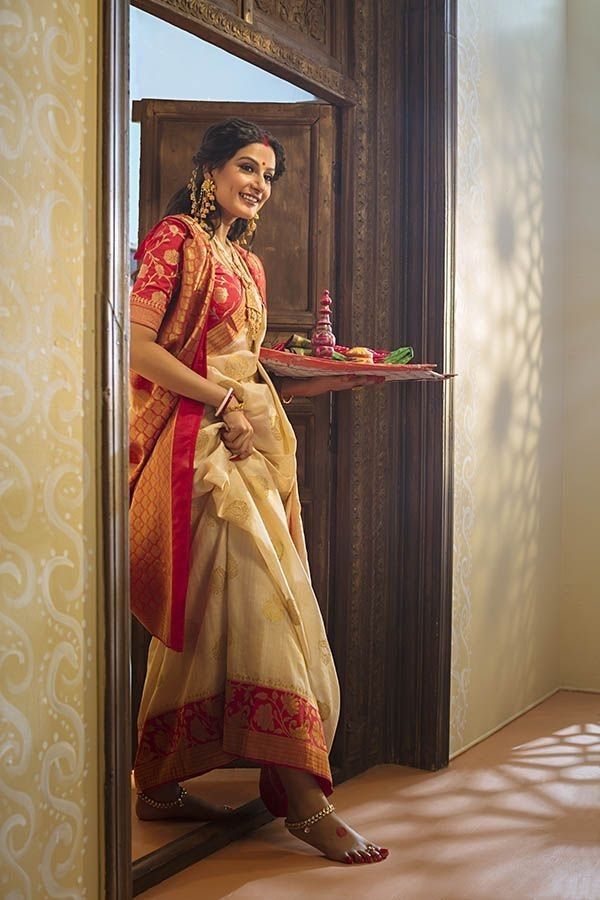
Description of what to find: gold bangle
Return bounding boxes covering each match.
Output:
[223,399,245,415]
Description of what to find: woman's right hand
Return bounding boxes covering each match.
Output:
[221,409,254,459]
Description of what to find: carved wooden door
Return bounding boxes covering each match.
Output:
[130,100,337,747]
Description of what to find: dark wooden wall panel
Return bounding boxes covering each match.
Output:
[390,0,456,771]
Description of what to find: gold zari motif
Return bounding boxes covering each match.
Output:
[225,499,250,524]
[319,640,332,666]
[209,566,226,597]
[262,594,285,622]
[223,356,256,382]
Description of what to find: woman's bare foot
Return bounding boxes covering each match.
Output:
[286,807,389,864]
[135,782,234,822]
[275,767,389,865]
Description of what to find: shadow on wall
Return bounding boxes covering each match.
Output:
[452,2,564,753]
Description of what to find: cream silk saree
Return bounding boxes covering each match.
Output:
[131,219,340,795]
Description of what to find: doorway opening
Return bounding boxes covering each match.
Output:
[102,2,456,894]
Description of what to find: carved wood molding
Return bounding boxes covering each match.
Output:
[330,0,403,777]
[101,1,132,896]
[391,0,456,770]
[330,0,456,777]
[134,0,357,103]
[256,0,327,44]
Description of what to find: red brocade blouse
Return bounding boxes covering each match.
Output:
[130,218,244,333]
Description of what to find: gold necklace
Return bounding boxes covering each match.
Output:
[210,236,264,345]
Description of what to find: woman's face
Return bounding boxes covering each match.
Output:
[209,142,276,226]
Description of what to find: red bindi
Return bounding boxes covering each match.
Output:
[336,826,348,837]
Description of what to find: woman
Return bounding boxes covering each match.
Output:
[129,118,389,865]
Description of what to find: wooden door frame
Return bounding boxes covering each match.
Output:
[101,2,132,897]
[101,0,456,895]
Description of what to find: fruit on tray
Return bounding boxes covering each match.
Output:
[271,292,415,365]
[345,347,374,364]
[274,334,414,366]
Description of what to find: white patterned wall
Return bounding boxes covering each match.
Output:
[451,0,566,755]
[0,2,99,896]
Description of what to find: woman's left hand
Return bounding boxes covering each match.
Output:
[282,374,385,399]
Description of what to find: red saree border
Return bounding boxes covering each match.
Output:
[129,216,213,650]
[134,680,332,793]
[168,324,208,650]
[130,217,270,652]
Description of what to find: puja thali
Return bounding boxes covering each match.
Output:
[260,348,450,382]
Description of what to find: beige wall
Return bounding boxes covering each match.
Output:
[0,2,100,896]
[561,0,600,691]
[451,0,567,754]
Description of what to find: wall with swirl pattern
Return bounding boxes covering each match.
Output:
[451,0,567,755]
[0,1,99,896]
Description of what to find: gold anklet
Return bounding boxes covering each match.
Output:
[137,785,187,809]
[285,802,335,834]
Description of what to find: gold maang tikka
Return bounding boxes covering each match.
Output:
[188,167,216,232]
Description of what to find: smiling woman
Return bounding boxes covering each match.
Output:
[161,118,286,244]
[212,148,277,216]
[128,117,389,866]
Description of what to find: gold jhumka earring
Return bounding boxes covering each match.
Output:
[239,212,259,247]
[188,168,216,232]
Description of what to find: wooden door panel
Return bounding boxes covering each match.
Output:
[294,419,308,485]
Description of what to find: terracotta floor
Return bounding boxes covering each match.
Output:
[138,690,600,899]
